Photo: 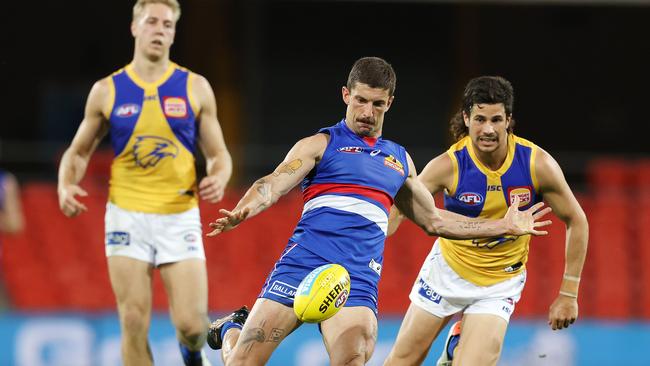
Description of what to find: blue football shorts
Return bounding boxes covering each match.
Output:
[258,242,381,315]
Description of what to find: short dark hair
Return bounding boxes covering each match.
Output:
[346,57,396,96]
[450,76,516,141]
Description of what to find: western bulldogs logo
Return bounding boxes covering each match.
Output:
[133,136,179,168]
[458,192,483,205]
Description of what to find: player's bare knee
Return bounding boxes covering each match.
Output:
[120,307,149,336]
[175,313,208,340]
[330,334,375,366]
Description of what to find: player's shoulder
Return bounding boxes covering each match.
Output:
[421,150,454,180]
[447,136,470,153]
[512,134,539,149]
[87,76,114,105]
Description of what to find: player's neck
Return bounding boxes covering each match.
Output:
[130,56,171,83]
[475,140,509,171]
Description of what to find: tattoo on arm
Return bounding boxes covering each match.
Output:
[272,159,303,177]
[241,327,266,354]
[267,328,285,343]
[253,178,272,211]
[458,220,482,231]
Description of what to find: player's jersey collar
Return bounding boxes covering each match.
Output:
[340,119,381,147]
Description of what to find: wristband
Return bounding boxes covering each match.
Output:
[559,290,578,298]
[563,274,581,282]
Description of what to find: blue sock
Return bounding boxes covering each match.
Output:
[447,334,460,360]
[179,342,203,366]
[220,321,243,341]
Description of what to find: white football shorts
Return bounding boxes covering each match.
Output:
[409,240,525,322]
[104,202,205,266]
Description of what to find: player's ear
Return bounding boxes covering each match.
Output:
[342,86,350,105]
[506,114,512,129]
[463,111,470,128]
[131,21,137,37]
[385,96,395,111]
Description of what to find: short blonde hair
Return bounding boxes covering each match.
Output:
[133,0,181,22]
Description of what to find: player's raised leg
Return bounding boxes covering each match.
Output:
[160,259,209,365]
[384,304,451,366]
[224,298,301,366]
[452,313,507,366]
[108,256,154,366]
[321,306,378,366]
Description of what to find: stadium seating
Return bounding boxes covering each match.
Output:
[2,158,649,320]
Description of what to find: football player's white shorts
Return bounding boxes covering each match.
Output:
[104,202,205,266]
[409,240,525,322]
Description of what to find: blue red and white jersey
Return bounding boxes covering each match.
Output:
[288,120,409,270]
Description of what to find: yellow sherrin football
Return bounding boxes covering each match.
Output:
[294,264,351,323]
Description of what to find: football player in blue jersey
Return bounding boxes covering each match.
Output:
[57,1,232,365]
[384,76,588,366]
[205,59,552,366]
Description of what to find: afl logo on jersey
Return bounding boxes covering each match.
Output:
[338,146,364,154]
[163,96,188,118]
[115,103,141,118]
[458,192,484,205]
[508,186,532,207]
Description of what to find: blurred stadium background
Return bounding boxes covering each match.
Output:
[2,0,650,365]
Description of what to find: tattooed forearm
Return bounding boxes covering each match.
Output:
[272,159,303,177]
[458,220,483,231]
[254,179,271,198]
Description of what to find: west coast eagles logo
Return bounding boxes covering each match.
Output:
[384,155,405,176]
[133,136,179,168]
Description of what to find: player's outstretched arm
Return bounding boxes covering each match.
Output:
[0,173,24,233]
[536,149,589,330]
[193,74,232,203]
[57,79,110,217]
[206,133,328,236]
[394,153,552,239]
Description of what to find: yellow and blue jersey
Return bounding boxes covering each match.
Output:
[105,63,200,214]
[440,134,542,286]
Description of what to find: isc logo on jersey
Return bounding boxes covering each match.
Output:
[115,103,141,118]
[294,264,351,323]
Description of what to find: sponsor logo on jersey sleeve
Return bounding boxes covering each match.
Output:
[115,103,141,118]
[163,96,188,118]
[383,155,405,175]
[458,192,484,205]
[508,186,532,206]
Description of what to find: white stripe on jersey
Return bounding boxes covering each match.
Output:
[302,194,388,236]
